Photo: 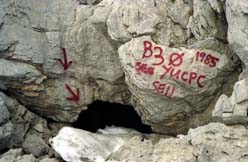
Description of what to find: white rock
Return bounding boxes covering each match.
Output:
[50,127,128,162]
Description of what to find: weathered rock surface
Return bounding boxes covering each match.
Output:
[0,148,58,162]
[118,36,237,134]
[0,0,129,123]
[0,0,240,135]
[22,134,49,157]
[50,127,129,162]
[0,92,52,152]
[108,123,248,162]
[226,0,248,68]
[213,77,248,124]
[50,123,248,162]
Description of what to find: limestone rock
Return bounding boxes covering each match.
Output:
[40,158,59,162]
[0,99,9,125]
[0,149,23,162]
[0,149,36,162]
[50,127,129,162]
[16,154,36,162]
[0,122,13,152]
[0,92,52,150]
[0,0,130,122]
[213,77,248,124]
[0,0,242,135]
[118,36,236,134]
[108,123,248,162]
[226,0,248,68]
[188,0,227,40]
[22,134,49,157]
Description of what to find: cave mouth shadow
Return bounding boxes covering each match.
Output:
[72,100,153,134]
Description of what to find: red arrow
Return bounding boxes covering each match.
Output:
[58,48,72,71]
[65,84,80,102]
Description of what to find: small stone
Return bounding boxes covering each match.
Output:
[22,134,49,157]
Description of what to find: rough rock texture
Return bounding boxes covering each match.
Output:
[213,77,248,124]
[0,0,129,123]
[50,123,248,162]
[0,0,241,135]
[226,0,248,68]
[108,123,248,162]
[50,127,129,162]
[119,36,237,134]
[22,134,49,157]
[0,148,58,162]
[0,92,52,152]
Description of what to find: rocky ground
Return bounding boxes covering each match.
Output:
[0,123,247,162]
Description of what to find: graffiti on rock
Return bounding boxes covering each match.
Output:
[133,40,220,98]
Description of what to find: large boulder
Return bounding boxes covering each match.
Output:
[118,36,237,134]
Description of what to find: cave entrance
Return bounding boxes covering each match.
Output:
[73,100,152,134]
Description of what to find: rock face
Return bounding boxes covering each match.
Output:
[226,0,248,68]
[119,36,236,134]
[0,92,52,153]
[0,0,241,135]
[213,77,248,124]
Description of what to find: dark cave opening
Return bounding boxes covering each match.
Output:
[73,101,153,134]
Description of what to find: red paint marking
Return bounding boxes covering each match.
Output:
[195,51,219,68]
[141,40,165,66]
[135,61,154,76]
[160,65,206,88]
[65,84,80,102]
[152,46,164,65]
[58,48,73,71]
[142,41,153,58]
[152,80,175,98]
[168,53,184,67]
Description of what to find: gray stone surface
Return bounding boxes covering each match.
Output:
[118,36,236,134]
[0,149,36,162]
[226,0,248,68]
[0,0,242,135]
[39,158,58,162]
[0,92,53,152]
[213,77,248,124]
[0,122,13,152]
[0,149,23,162]
[108,123,248,162]
[22,134,49,157]
[49,123,248,162]
[0,100,9,125]
[16,155,36,162]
